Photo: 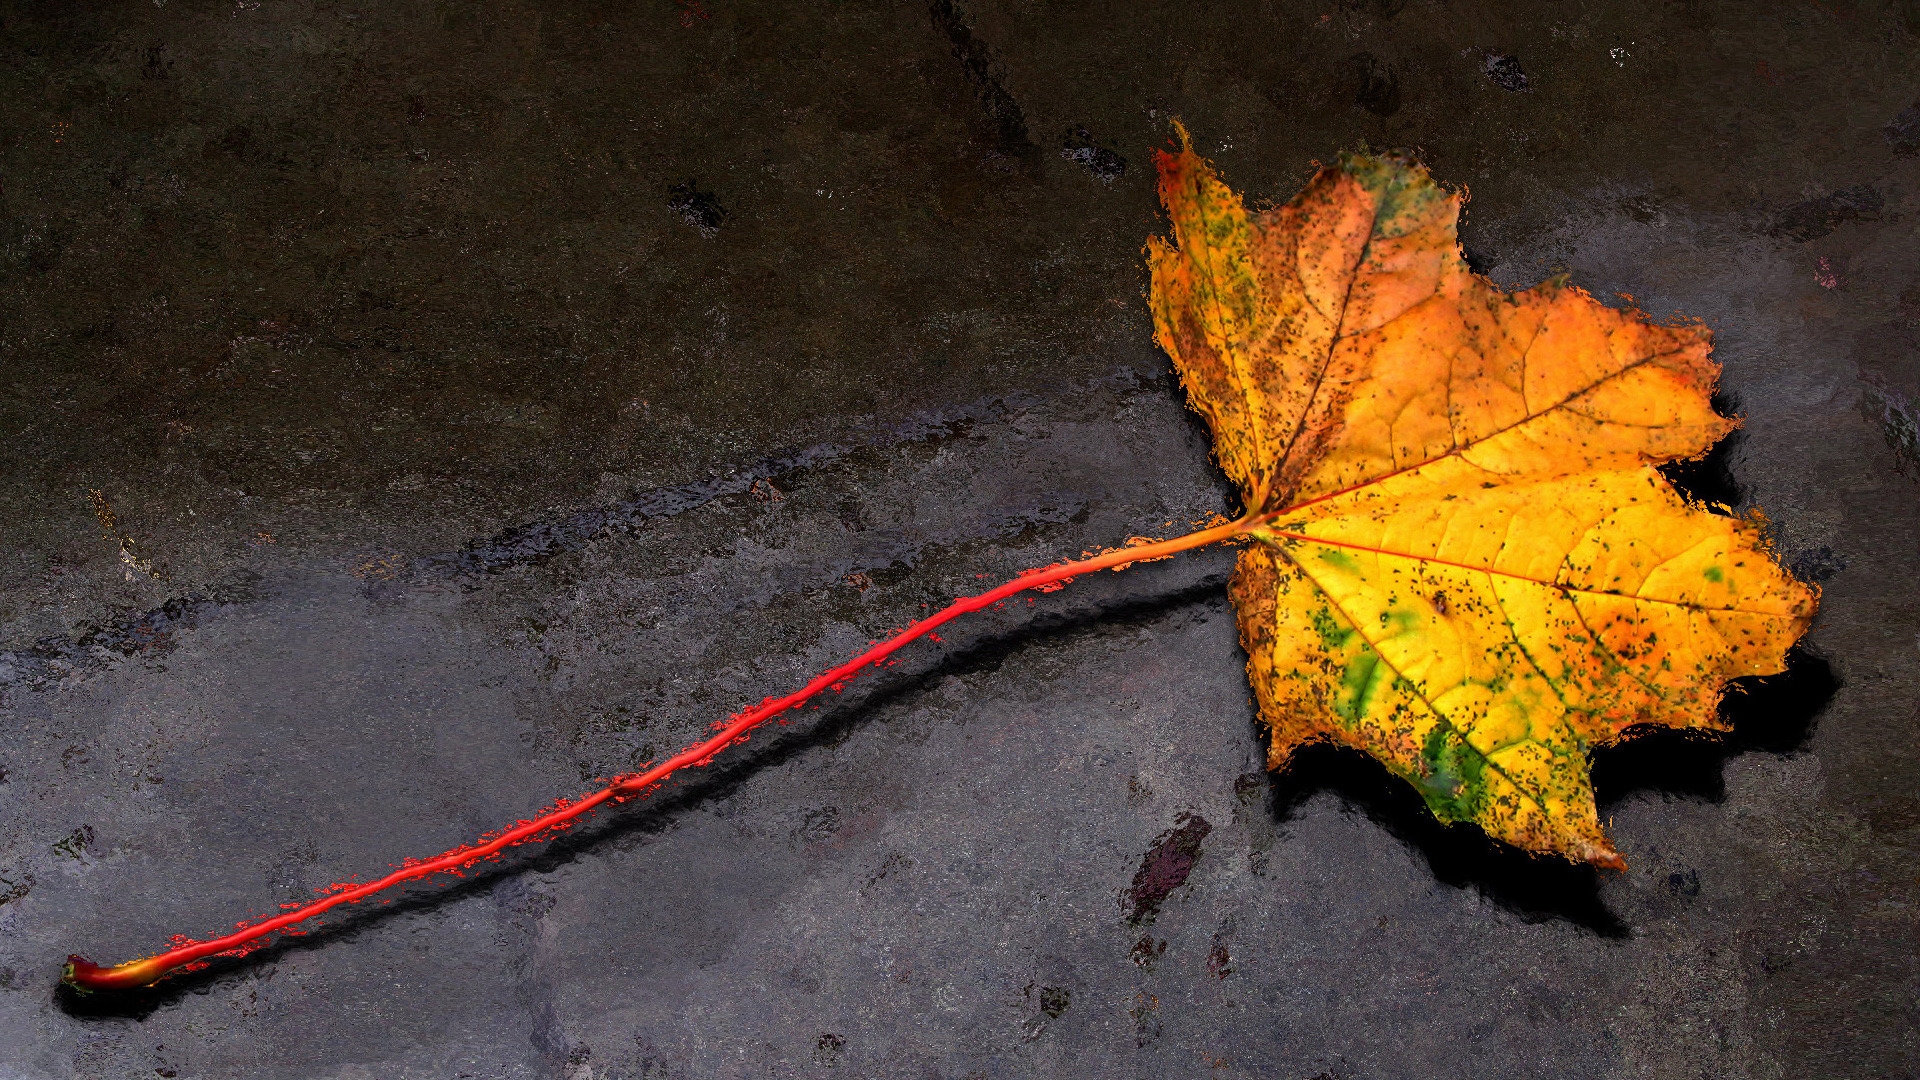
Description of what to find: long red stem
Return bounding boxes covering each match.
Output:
[63,515,1251,991]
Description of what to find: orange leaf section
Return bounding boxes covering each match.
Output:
[1149,127,1817,867]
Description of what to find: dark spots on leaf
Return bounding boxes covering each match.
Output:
[1431,591,1450,616]
[1122,813,1211,924]
[1308,604,1356,650]
[667,180,725,238]
[1482,53,1530,92]
[1767,185,1882,242]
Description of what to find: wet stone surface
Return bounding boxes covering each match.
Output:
[1,3,1917,1079]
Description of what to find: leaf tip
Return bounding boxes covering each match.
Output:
[1151,118,1205,191]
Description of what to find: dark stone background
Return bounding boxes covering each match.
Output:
[1,2,1917,1077]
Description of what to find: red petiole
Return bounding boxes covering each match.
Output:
[63,515,1253,992]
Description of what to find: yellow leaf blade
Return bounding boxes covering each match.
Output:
[1156,135,1819,866]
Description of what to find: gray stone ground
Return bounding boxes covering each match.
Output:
[1,2,1917,1077]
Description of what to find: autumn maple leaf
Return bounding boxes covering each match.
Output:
[1148,126,1817,867]
[62,127,1818,994]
